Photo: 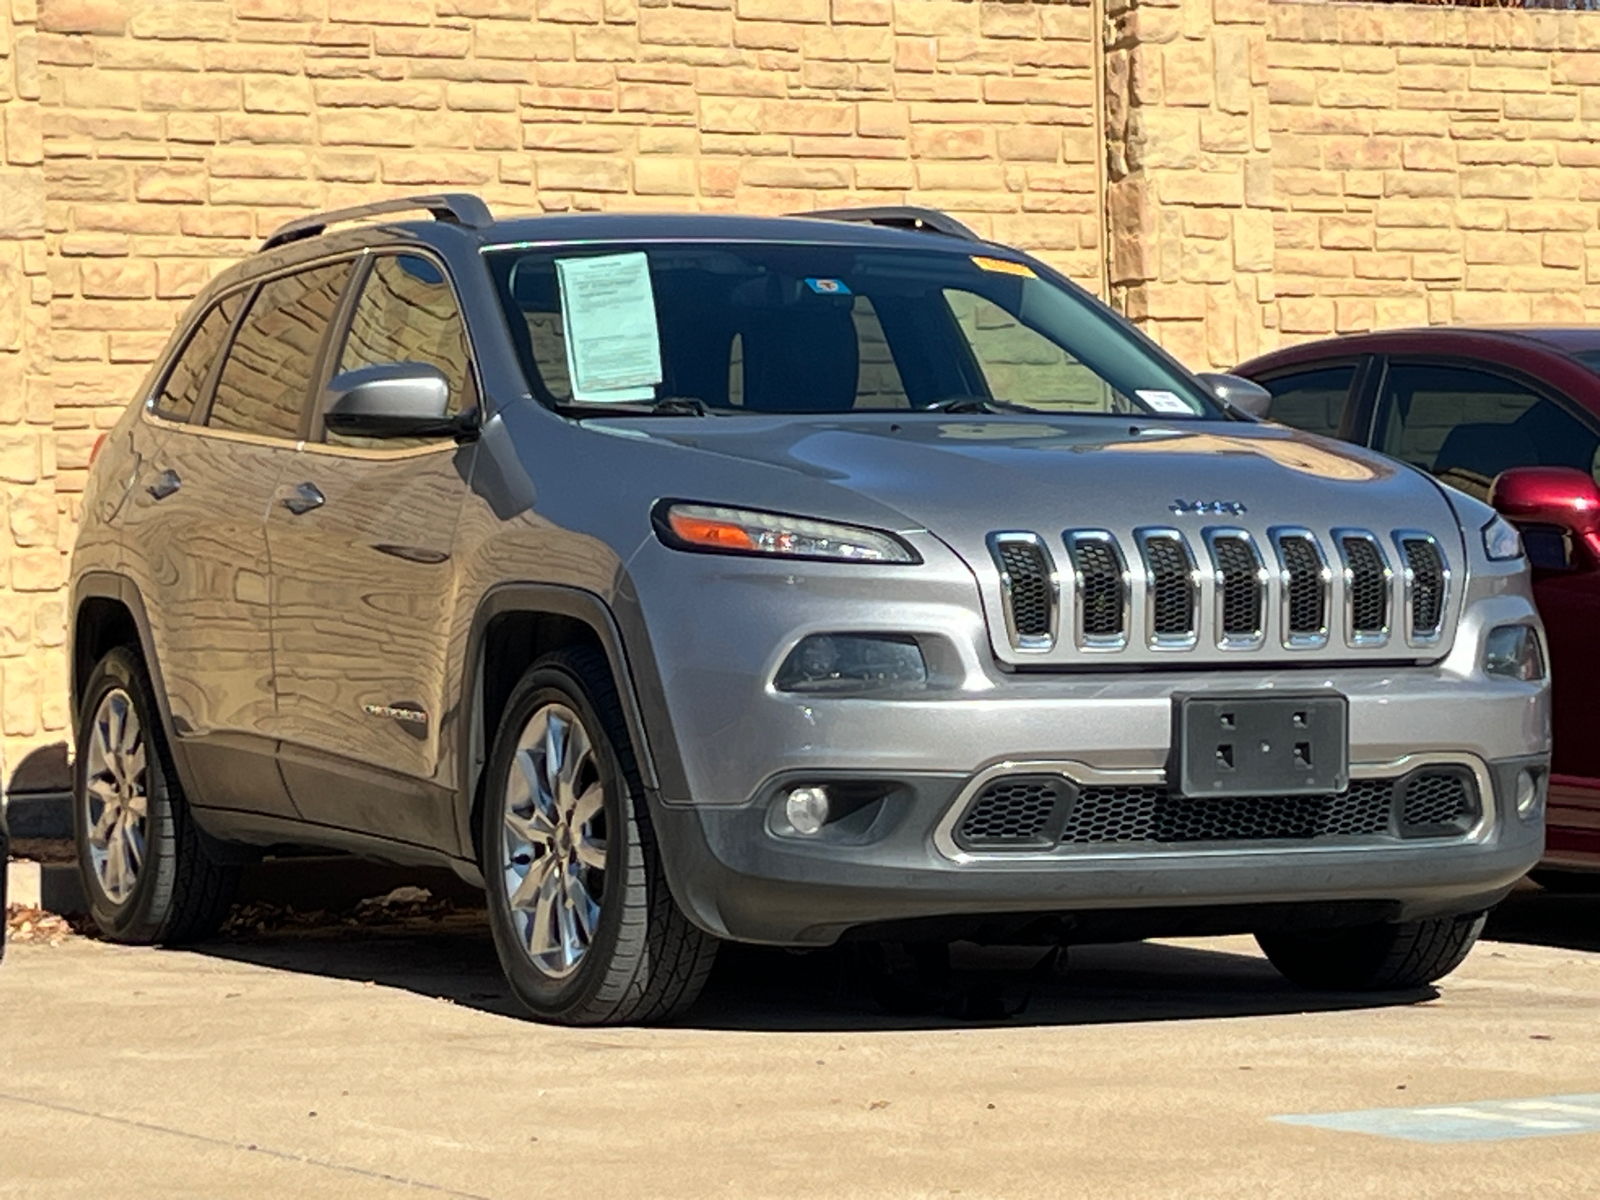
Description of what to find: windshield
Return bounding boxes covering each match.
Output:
[484,242,1220,419]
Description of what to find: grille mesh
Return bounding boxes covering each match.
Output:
[1145,536,1195,637]
[957,779,1064,845]
[1213,537,1263,637]
[996,540,1052,641]
[1074,539,1125,639]
[1061,780,1395,844]
[1403,538,1446,637]
[1281,536,1326,636]
[1401,770,1474,828]
[1343,536,1389,635]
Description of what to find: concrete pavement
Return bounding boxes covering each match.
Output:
[2,886,1598,1199]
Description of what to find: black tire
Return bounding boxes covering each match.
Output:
[1530,869,1600,895]
[73,646,238,944]
[479,646,717,1025]
[1256,912,1486,991]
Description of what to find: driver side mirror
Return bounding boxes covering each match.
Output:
[323,363,475,440]
[1489,465,1600,571]
[1197,372,1273,420]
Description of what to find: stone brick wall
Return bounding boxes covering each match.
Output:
[1265,1,1600,338]
[7,0,1600,797]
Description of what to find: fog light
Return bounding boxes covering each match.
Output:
[1484,624,1545,682]
[785,786,830,835]
[1515,769,1542,819]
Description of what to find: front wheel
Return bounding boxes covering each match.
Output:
[479,647,717,1025]
[1256,912,1486,991]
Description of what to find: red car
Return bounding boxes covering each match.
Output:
[1236,328,1600,888]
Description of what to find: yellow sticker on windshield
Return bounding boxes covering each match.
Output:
[971,255,1037,279]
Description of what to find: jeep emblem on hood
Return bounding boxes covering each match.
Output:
[1170,499,1248,516]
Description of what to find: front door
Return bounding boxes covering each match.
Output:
[1374,359,1600,858]
[264,252,476,852]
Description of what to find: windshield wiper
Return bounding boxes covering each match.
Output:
[919,395,1035,414]
[558,396,712,417]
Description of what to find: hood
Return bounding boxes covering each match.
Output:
[594,412,1466,668]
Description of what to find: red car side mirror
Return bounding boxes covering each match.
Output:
[1490,465,1600,570]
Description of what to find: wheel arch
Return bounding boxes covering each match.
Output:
[457,584,689,862]
[71,573,175,744]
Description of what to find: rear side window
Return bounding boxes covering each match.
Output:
[1259,365,1357,439]
[154,293,242,423]
[209,262,353,440]
[336,254,473,417]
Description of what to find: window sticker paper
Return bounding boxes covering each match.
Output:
[1136,389,1199,416]
[556,252,663,403]
[805,278,851,295]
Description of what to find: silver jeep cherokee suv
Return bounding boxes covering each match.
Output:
[69,195,1550,1024]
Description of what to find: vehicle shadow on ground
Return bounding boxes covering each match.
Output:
[193,912,1433,1033]
[1483,883,1600,955]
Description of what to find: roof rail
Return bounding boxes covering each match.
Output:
[795,205,981,242]
[260,193,494,252]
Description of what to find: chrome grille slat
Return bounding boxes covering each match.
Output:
[1136,528,1198,649]
[1397,532,1449,645]
[1272,528,1331,649]
[1335,529,1392,647]
[988,532,1058,651]
[1064,531,1129,649]
[1204,529,1266,649]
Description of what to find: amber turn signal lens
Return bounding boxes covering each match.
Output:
[666,512,756,551]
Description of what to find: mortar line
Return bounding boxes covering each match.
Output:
[0,1089,495,1200]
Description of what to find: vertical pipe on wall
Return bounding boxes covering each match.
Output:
[1091,0,1111,305]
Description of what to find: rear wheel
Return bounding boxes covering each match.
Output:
[480,647,717,1025]
[1256,912,1486,991]
[73,646,238,944]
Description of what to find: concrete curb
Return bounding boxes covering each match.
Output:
[5,860,87,915]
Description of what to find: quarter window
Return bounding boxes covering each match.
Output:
[154,293,242,423]
[209,262,353,441]
[1377,362,1600,500]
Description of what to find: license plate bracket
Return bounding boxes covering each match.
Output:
[1171,693,1348,798]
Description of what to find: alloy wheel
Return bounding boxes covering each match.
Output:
[500,701,609,979]
[84,688,149,904]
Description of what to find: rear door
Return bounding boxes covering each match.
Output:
[1376,357,1600,853]
[264,251,477,852]
[129,260,353,818]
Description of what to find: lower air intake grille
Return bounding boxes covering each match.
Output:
[1062,780,1395,844]
[1342,535,1389,637]
[1402,536,1446,639]
[1399,768,1477,833]
[1211,536,1264,639]
[956,777,1067,848]
[993,538,1053,644]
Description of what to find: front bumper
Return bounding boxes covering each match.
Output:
[652,755,1547,946]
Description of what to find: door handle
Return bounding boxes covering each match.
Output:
[282,481,325,516]
[147,469,181,501]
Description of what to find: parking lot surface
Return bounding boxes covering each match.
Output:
[2,885,1597,1199]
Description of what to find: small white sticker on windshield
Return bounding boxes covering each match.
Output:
[555,252,663,403]
[1136,389,1198,416]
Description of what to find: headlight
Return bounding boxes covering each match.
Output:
[775,634,928,694]
[1482,514,1524,561]
[1483,624,1545,681]
[653,502,920,564]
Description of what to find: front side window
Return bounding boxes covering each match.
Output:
[209,262,353,440]
[486,243,1217,419]
[155,293,243,423]
[1377,361,1600,500]
[1257,364,1357,440]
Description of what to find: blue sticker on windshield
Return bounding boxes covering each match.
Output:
[805,278,851,296]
